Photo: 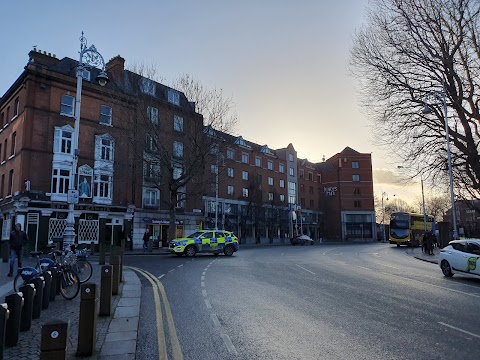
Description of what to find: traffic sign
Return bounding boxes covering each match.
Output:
[67,190,79,204]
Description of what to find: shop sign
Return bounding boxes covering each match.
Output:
[324,187,337,196]
[143,218,184,225]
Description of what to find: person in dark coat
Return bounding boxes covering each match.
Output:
[8,223,28,277]
[425,231,435,255]
[143,228,150,251]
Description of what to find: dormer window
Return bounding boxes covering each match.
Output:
[235,136,251,149]
[141,78,156,96]
[168,89,180,105]
[82,69,91,81]
[260,145,274,156]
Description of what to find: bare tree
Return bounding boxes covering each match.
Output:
[116,68,237,242]
[350,0,480,200]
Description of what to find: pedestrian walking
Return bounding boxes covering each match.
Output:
[143,228,150,251]
[422,233,427,253]
[426,231,434,255]
[8,223,28,277]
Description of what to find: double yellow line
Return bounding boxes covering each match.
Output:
[128,266,183,360]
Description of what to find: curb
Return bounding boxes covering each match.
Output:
[413,256,438,264]
[96,269,141,359]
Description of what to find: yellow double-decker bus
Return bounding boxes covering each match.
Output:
[389,212,435,247]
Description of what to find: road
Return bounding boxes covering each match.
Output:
[124,243,480,360]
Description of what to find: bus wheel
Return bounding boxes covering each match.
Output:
[396,243,400,247]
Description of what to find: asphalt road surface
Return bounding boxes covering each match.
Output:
[124,243,480,360]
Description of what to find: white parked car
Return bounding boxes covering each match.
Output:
[438,239,480,278]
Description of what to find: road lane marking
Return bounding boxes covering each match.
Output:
[129,267,183,360]
[211,313,220,327]
[380,264,399,269]
[439,322,480,339]
[158,274,165,279]
[201,276,205,281]
[295,264,315,275]
[220,333,238,355]
[202,289,207,297]
[202,272,206,276]
[168,269,175,273]
[201,282,205,287]
[281,253,284,256]
[177,265,183,268]
[129,267,167,360]
[205,299,212,309]
[357,266,373,271]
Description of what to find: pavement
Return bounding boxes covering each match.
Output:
[405,245,441,264]
[0,255,140,360]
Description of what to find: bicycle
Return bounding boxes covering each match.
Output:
[13,248,81,300]
[61,245,93,283]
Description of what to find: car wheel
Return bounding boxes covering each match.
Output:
[185,245,197,257]
[224,244,235,256]
[441,260,453,277]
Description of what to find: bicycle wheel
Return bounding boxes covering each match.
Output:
[73,260,93,283]
[59,269,80,300]
[13,272,26,292]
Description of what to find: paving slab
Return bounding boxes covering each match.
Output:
[108,317,139,332]
[122,284,141,292]
[100,339,136,356]
[117,297,140,307]
[114,305,139,318]
[105,330,137,342]
[121,290,140,298]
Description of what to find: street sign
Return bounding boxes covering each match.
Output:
[67,190,79,204]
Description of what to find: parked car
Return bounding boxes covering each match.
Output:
[438,239,480,278]
[290,235,314,246]
[169,230,239,257]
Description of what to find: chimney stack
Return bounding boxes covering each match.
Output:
[106,55,125,84]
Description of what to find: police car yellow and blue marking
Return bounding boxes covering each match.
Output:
[169,230,239,256]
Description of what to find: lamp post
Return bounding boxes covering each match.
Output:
[422,84,458,239]
[214,152,224,231]
[381,191,388,242]
[63,33,109,247]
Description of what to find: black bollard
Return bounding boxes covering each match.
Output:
[0,303,9,358]
[90,241,95,256]
[110,255,121,295]
[1,241,8,263]
[31,276,44,319]
[40,320,68,360]
[19,283,35,332]
[99,243,105,265]
[42,271,52,309]
[99,265,113,316]
[49,267,58,302]
[76,283,98,357]
[5,292,23,346]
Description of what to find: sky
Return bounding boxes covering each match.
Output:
[0,0,423,206]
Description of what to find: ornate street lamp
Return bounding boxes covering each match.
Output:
[422,84,458,239]
[63,33,109,247]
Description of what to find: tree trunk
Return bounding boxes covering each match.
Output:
[168,191,177,241]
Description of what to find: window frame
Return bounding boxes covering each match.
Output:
[60,95,75,117]
[173,115,184,132]
[173,141,184,159]
[242,152,249,164]
[100,104,112,126]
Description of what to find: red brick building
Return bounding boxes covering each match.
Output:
[0,49,376,251]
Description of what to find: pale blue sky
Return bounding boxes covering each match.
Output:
[1,1,415,202]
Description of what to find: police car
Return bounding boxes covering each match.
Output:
[169,230,239,257]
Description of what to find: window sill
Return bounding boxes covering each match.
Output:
[8,154,14,160]
[5,195,12,199]
[1,161,5,165]
[60,112,75,118]
[10,115,18,122]
[100,122,113,127]
[3,122,8,129]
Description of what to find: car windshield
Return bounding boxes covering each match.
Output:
[390,220,409,229]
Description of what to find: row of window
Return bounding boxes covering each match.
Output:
[231,186,285,202]
[54,127,114,161]
[51,167,113,199]
[141,79,181,107]
[0,97,20,128]
[0,132,16,163]
[0,170,14,198]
